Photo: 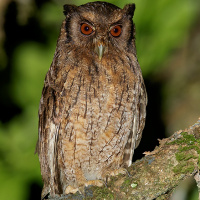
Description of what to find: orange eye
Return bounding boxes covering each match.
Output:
[110,25,122,37]
[80,23,93,35]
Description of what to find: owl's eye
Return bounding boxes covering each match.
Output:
[80,23,93,35]
[110,25,122,37]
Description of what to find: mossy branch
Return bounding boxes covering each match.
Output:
[48,118,200,200]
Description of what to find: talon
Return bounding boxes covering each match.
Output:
[85,179,105,187]
[65,185,79,194]
[110,168,128,176]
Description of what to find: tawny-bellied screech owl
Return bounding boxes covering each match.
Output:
[36,1,147,199]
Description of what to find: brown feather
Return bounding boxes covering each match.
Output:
[36,2,147,198]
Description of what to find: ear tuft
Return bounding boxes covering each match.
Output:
[63,4,77,16]
[123,4,135,17]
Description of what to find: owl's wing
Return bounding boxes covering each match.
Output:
[134,80,147,148]
[36,70,63,199]
[124,79,147,167]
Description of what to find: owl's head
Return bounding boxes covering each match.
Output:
[62,1,136,61]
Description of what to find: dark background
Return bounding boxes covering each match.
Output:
[0,0,199,199]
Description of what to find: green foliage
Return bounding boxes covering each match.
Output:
[170,132,199,174]
[0,0,199,200]
[93,186,115,200]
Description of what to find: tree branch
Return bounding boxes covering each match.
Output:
[48,118,200,200]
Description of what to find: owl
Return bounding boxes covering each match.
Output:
[36,1,147,199]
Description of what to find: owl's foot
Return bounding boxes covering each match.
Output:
[109,168,128,176]
[84,179,105,187]
[103,167,129,183]
[65,185,79,194]
[65,180,105,195]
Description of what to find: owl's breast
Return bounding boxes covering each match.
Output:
[61,62,136,179]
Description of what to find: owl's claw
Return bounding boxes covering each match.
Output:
[84,179,105,187]
[104,167,130,183]
[109,168,128,176]
[65,185,79,194]
[65,180,105,195]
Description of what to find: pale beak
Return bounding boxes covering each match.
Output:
[96,44,105,61]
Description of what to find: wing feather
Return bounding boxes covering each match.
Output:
[124,78,147,167]
[36,70,64,198]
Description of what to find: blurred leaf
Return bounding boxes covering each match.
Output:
[0,109,41,200]
[11,41,54,107]
[134,0,198,75]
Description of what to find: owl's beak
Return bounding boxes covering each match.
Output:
[96,44,105,61]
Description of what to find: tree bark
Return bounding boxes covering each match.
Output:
[47,118,200,200]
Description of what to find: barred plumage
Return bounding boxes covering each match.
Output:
[36,2,147,199]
